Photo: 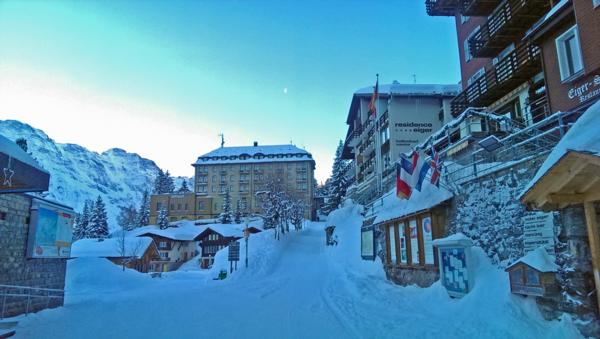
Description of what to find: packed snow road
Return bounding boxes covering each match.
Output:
[14,205,580,338]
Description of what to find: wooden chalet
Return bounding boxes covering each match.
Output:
[71,237,159,273]
[195,225,260,269]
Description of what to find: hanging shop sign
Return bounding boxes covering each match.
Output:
[26,198,74,258]
[522,212,556,256]
[361,226,376,261]
[0,139,50,193]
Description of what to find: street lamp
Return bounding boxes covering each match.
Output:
[244,217,250,268]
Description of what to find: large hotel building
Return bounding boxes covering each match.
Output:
[150,143,316,223]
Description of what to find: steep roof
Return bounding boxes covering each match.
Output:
[134,224,204,241]
[71,237,155,258]
[194,144,313,165]
[521,100,600,199]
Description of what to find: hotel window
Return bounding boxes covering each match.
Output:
[464,27,479,62]
[159,241,167,249]
[198,201,205,210]
[556,25,583,81]
[212,176,216,182]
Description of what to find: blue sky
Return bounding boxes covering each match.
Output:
[0,0,459,183]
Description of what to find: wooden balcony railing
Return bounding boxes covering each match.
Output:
[461,0,501,16]
[469,0,550,58]
[425,0,460,16]
[451,42,541,116]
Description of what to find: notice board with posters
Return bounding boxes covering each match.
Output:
[522,212,556,256]
[26,198,74,258]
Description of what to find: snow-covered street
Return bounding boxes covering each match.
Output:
[12,205,580,339]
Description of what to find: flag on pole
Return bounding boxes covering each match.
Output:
[430,145,441,187]
[368,75,379,120]
[414,152,431,192]
[396,151,419,199]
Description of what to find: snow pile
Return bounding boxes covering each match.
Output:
[65,257,155,303]
[522,100,600,197]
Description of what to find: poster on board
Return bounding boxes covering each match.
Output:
[409,219,419,264]
[422,216,434,264]
[361,227,376,260]
[27,199,74,258]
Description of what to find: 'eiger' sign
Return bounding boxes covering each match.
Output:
[568,75,600,104]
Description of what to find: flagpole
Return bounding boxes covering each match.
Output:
[374,74,383,198]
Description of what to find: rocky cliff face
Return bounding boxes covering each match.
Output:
[0,119,191,231]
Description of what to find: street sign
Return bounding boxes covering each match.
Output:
[228,241,240,262]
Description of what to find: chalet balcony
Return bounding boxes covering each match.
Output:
[469,0,550,58]
[451,42,541,116]
[425,0,460,16]
[461,0,501,16]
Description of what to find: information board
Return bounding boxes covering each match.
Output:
[409,219,419,264]
[27,199,74,258]
[439,247,470,297]
[361,227,376,260]
[522,212,556,255]
[228,241,240,262]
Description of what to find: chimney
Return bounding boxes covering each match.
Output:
[253,141,258,147]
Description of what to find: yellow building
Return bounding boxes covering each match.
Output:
[149,193,213,224]
[193,142,316,220]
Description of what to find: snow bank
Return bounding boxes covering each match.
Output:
[65,258,155,303]
[325,201,385,277]
[522,100,600,197]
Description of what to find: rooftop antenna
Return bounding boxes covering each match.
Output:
[412,74,417,84]
[219,133,225,148]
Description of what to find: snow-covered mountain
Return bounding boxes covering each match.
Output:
[0,119,192,231]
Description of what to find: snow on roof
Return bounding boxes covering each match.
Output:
[372,184,454,225]
[354,82,460,97]
[194,144,313,165]
[133,223,204,241]
[432,233,473,247]
[525,0,571,39]
[0,133,48,173]
[71,237,154,258]
[200,223,247,238]
[521,100,600,198]
[507,247,559,272]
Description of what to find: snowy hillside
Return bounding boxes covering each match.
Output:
[0,119,192,230]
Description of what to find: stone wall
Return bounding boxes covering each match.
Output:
[0,194,66,318]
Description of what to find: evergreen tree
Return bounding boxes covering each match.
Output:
[234,199,242,224]
[76,200,92,239]
[88,196,109,238]
[322,140,349,215]
[117,204,138,231]
[137,190,151,226]
[157,207,169,230]
[154,169,166,194]
[71,212,84,240]
[178,180,191,193]
[15,138,28,152]
[163,171,175,193]
[218,190,233,224]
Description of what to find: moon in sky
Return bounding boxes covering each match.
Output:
[283,87,288,94]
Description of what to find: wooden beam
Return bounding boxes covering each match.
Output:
[548,193,585,204]
[530,159,588,204]
[584,201,600,316]
[585,190,600,203]
[579,176,600,194]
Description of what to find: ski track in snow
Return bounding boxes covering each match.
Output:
[13,219,581,339]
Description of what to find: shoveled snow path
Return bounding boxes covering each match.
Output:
[14,221,580,338]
